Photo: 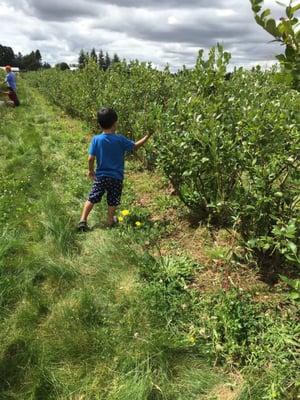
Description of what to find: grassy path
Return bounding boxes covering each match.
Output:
[0,80,240,399]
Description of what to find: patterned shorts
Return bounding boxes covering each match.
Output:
[88,176,123,207]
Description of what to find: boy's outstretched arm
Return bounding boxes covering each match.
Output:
[134,133,153,150]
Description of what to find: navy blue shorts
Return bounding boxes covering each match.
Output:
[88,176,123,207]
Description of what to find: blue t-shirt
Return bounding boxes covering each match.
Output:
[5,72,17,91]
[89,133,135,181]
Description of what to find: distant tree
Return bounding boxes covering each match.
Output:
[104,52,111,70]
[55,62,70,71]
[42,62,52,69]
[78,49,87,69]
[90,48,98,63]
[112,53,120,64]
[22,52,34,70]
[0,45,15,66]
[14,52,23,68]
[98,50,106,70]
[22,50,42,71]
[35,49,42,65]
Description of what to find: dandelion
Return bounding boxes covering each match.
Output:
[118,216,124,223]
[187,335,196,345]
[121,209,130,217]
[135,221,142,227]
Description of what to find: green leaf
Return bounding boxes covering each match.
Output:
[274,192,283,198]
[261,8,271,19]
[255,15,264,26]
[292,4,300,13]
[263,243,271,250]
[251,0,263,12]
[287,241,297,254]
[276,54,287,62]
[286,6,293,18]
[277,21,286,34]
[201,157,210,163]
[280,275,291,285]
[282,18,295,34]
[293,280,300,290]
[266,19,279,36]
[285,46,296,61]
[289,291,300,300]
[253,5,262,13]
[247,239,257,248]
[290,17,299,25]
[285,254,298,262]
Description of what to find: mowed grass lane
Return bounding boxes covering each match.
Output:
[0,80,231,399]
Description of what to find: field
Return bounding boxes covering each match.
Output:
[0,52,299,400]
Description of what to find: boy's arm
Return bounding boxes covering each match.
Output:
[87,155,96,180]
[134,133,153,150]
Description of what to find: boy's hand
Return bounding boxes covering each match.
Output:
[87,170,96,180]
[134,132,154,150]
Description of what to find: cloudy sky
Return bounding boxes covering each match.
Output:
[0,0,285,69]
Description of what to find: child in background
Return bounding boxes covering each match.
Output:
[3,65,20,107]
[78,107,152,231]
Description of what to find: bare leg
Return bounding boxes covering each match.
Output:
[107,206,117,226]
[80,201,94,222]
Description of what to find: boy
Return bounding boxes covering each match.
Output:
[78,107,152,231]
[3,65,20,107]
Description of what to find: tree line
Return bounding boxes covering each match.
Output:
[78,48,121,70]
[1,44,122,71]
[0,45,51,70]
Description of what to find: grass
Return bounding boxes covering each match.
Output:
[0,78,299,400]
[0,79,226,400]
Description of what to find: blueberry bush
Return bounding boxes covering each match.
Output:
[26,46,300,269]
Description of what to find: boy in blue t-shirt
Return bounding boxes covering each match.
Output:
[78,107,152,230]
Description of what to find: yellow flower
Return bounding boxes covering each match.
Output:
[118,216,124,223]
[187,335,196,345]
[121,210,130,217]
[135,221,142,227]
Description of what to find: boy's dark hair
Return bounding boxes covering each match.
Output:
[97,107,118,129]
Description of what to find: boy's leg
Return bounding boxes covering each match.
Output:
[78,178,105,228]
[107,206,117,226]
[106,178,123,226]
[80,200,94,222]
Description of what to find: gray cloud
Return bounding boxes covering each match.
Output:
[0,0,287,68]
[88,0,235,8]
[25,0,103,20]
